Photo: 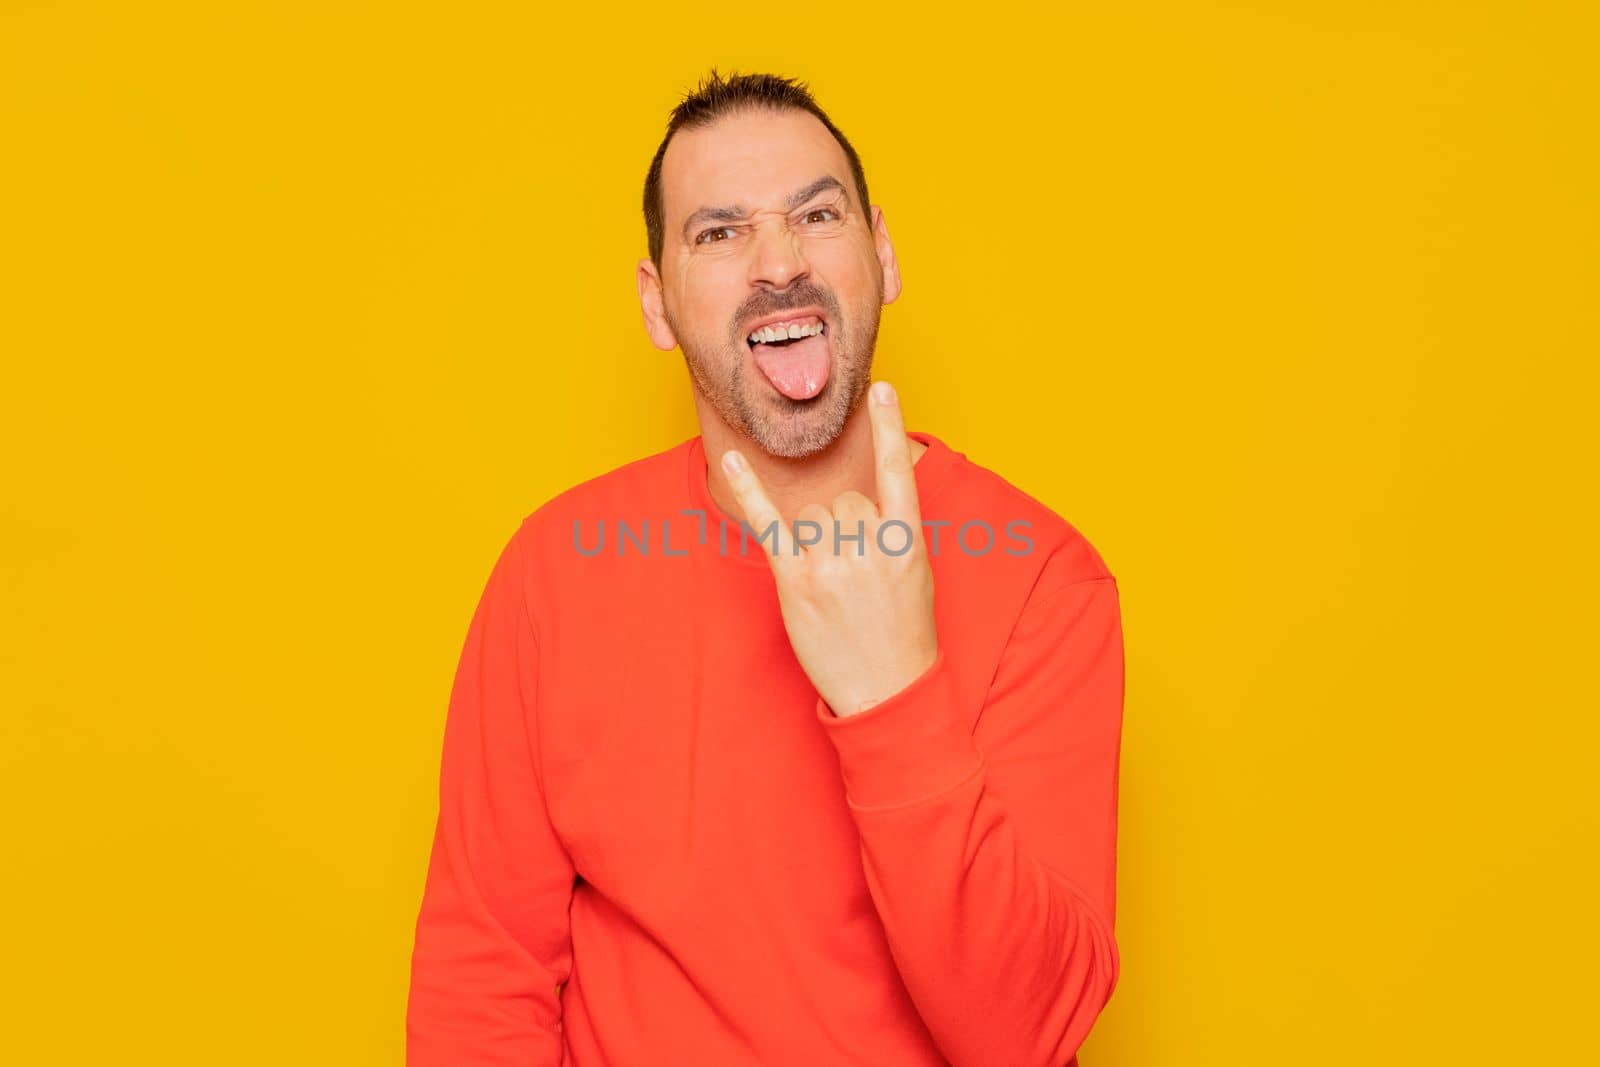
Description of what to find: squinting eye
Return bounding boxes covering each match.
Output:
[696,227,735,245]
[803,208,840,223]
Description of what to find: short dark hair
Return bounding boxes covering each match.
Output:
[642,69,872,267]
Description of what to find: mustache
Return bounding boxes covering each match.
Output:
[731,281,841,336]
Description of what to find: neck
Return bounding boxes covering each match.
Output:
[696,396,928,524]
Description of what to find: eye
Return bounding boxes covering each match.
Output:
[802,207,840,224]
[695,227,735,245]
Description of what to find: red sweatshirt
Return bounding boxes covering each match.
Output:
[406,430,1124,1066]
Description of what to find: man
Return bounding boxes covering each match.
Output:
[406,70,1124,1066]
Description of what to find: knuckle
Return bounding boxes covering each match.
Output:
[880,452,914,476]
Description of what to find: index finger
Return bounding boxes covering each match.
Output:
[720,449,797,571]
[867,380,923,527]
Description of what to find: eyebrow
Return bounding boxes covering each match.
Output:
[680,175,849,242]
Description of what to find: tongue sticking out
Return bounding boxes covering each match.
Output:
[752,331,830,401]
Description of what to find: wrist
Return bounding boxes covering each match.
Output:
[830,646,941,719]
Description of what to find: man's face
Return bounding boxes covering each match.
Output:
[639,107,900,459]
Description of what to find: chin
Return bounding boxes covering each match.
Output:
[736,396,826,455]
[748,401,852,459]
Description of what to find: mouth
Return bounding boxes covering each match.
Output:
[743,311,831,401]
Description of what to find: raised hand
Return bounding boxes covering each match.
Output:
[721,381,939,718]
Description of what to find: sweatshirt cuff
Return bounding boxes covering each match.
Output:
[814,648,984,810]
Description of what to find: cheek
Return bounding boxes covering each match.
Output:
[674,262,743,340]
[810,240,880,306]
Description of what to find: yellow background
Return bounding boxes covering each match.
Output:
[3,1,1595,1062]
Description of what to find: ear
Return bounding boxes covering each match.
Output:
[870,205,902,306]
[637,258,679,351]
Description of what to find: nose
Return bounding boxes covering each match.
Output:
[746,216,810,291]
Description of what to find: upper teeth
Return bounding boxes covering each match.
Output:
[748,320,825,344]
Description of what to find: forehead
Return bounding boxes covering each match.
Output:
[660,108,856,226]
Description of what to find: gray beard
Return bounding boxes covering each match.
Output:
[677,313,880,460]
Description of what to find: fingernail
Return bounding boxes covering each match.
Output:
[722,451,745,475]
[872,381,896,406]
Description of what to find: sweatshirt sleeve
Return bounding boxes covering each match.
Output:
[814,568,1124,1067]
[406,523,576,1065]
